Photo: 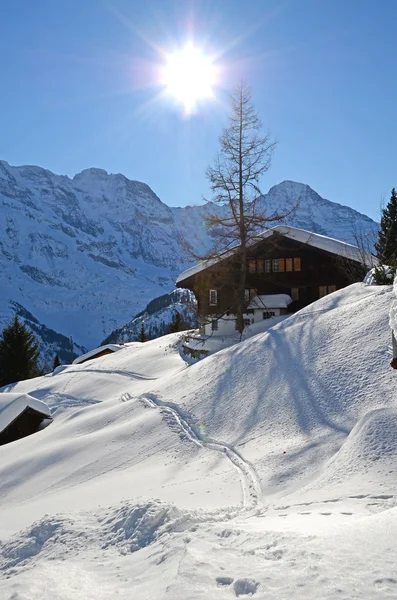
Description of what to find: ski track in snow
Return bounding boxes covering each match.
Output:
[139,392,262,510]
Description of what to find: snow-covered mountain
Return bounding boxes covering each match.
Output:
[0,160,378,355]
[102,288,197,344]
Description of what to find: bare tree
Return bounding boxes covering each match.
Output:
[206,81,293,333]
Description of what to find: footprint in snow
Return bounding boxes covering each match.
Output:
[216,576,234,587]
[233,578,259,597]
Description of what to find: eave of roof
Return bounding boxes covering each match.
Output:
[72,344,124,365]
[176,225,378,284]
[0,393,51,435]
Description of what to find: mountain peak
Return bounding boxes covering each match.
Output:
[73,167,109,180]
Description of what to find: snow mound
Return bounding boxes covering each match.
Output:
[0,501,191,575]
[0,515,79,573]
[328,408,397,473]
[297,408,397,499]
[101,501,191,553]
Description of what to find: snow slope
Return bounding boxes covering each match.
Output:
[0,282,396,599]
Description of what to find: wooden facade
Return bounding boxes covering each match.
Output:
[76,348,115,364]
[0,407,50,446]
[177,231,367,322]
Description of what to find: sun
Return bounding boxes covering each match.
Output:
[160,43,217,114]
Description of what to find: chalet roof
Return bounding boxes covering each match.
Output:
[0,393,51,435]
[176,225,377,284]
[73,344,124,365]
[248,294,293,310]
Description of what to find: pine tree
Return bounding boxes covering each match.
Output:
[53,354,61,370]
[0,316,41,387]
[375,188,397,263]
[138,322,147,342]
[168,312,183,334]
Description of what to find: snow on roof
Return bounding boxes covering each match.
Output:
[176,225,378,283]
[72,344,124,365]
[248,294,293,310]
[0,393,51,434]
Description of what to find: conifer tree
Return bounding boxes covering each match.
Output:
[168,312,183,334]
[0,316,40,387]
[138,322,147,342]
[375,188,397,263]
[53,354,61,370]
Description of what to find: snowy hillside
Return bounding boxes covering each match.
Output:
[0,282,396,599]
[1,160,378,357]
[102,288,197,344]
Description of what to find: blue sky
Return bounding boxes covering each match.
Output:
[1,0,396,220]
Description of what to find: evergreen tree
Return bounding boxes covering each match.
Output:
[0,316,40,387]
[168,312,183,334]
[53,354,61,370]
[138,322,147,342]
[375,188,397,263]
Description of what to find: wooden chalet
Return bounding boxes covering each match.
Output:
[176,225,377,335]
[73,344,124,365]
[0,393,52,446]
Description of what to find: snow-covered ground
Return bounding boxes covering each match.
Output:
[0,283,396,600]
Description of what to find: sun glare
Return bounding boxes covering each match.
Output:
[160,44,217,114]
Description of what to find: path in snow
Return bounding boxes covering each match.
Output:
[140,392,262,509]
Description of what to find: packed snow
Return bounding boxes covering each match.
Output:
[0,283,396,599]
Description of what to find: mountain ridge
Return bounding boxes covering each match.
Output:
[0,160,378,358]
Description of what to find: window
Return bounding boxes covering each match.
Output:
[291,287,299,301]
[244,288,250,302]
[248,260,256,273]
[272,259,279,272]
[265,260,271,273]
[263,311,276,319]
[286,258,293,272]
[294,257,301,271]
[209,289,217,306]
[257,259,264,274]
[211,319,218,331]
[243,318,251,327]
[279,258,285,272]
[319,285,336,298]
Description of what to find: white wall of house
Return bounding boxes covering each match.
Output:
[203,308,282,336]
